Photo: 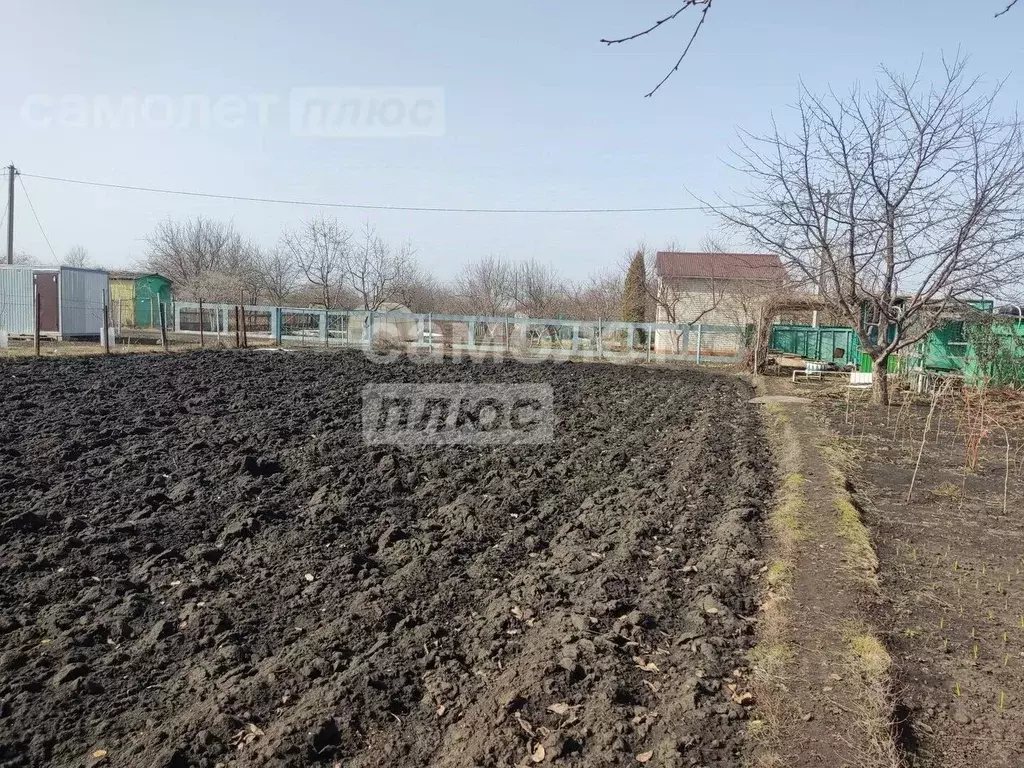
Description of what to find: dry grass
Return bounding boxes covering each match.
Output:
[0,340,204,358]
[766,559,794,589]
[775,473,808,545]
[823,440,880,584]
[748,402,808,766]
[747,641,797,768]
[837,496,880,580]
[846,629,903,768]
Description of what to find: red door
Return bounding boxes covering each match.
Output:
[34,272,59,332]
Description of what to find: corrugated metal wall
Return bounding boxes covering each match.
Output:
[59,267,108,338]
[0,266,40,335]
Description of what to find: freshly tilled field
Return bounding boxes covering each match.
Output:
[0,351,770,767]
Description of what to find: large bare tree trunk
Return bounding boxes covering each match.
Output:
[872,358,890,405]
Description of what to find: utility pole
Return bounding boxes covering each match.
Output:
[6,164,16,265]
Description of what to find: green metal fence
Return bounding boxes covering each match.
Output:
[770,325,860,366]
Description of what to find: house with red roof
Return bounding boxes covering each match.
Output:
[653,251,787,354]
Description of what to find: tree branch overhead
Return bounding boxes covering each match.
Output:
[602,1,713,97]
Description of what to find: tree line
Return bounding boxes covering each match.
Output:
[138,214,650,320]
[10,216,692,324]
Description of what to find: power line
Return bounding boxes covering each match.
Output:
[18,176,58,261]
[20,172,710,215]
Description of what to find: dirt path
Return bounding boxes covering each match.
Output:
[750,386,898,768]
[0,352,772,768]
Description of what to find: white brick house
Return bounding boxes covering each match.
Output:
[654,251,786,355]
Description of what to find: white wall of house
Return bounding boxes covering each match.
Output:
[653,277,777,356]
[656,277,773,326]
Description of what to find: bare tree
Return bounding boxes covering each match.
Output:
[454,255,517,315]
[64,245,90,268]
[256,248,300,306]
[282,214,351,310]
[346,221,416,311]
[144,216,244,300]
[213,239,264,304]
[718,57,1024,403]
[564,268,623,320]
[513,259,565,317]
[394,268,454,314]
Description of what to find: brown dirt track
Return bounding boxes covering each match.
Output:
[0,351,771,768]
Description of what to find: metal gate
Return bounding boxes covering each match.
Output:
[770,325,859,365]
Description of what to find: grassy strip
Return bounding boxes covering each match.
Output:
[837,496,880,578]
[847,629,902,768]
[827,443,898,766]
[748,403,808,766]
[823,441,880,585]
[753,398,899,768]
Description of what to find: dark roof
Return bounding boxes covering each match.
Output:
[109,271,170,283]
[655,252,786,281]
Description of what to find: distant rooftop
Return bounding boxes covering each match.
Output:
[109,271,170,282]
[655,252,786,281]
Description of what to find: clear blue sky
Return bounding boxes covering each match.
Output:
[0,0,1020,278]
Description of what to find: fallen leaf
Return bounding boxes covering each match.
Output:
[531,743,546,763]
[514,714,535,736]
[636,751,654,763]
[92,750,108,758]
[547,702,570,716]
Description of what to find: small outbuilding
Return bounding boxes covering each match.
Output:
[0,264,110,339]
[108,271,173,329]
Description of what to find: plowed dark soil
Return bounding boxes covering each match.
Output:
[0,351,770,768]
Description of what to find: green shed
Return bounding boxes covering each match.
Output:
[135,274,173,328]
